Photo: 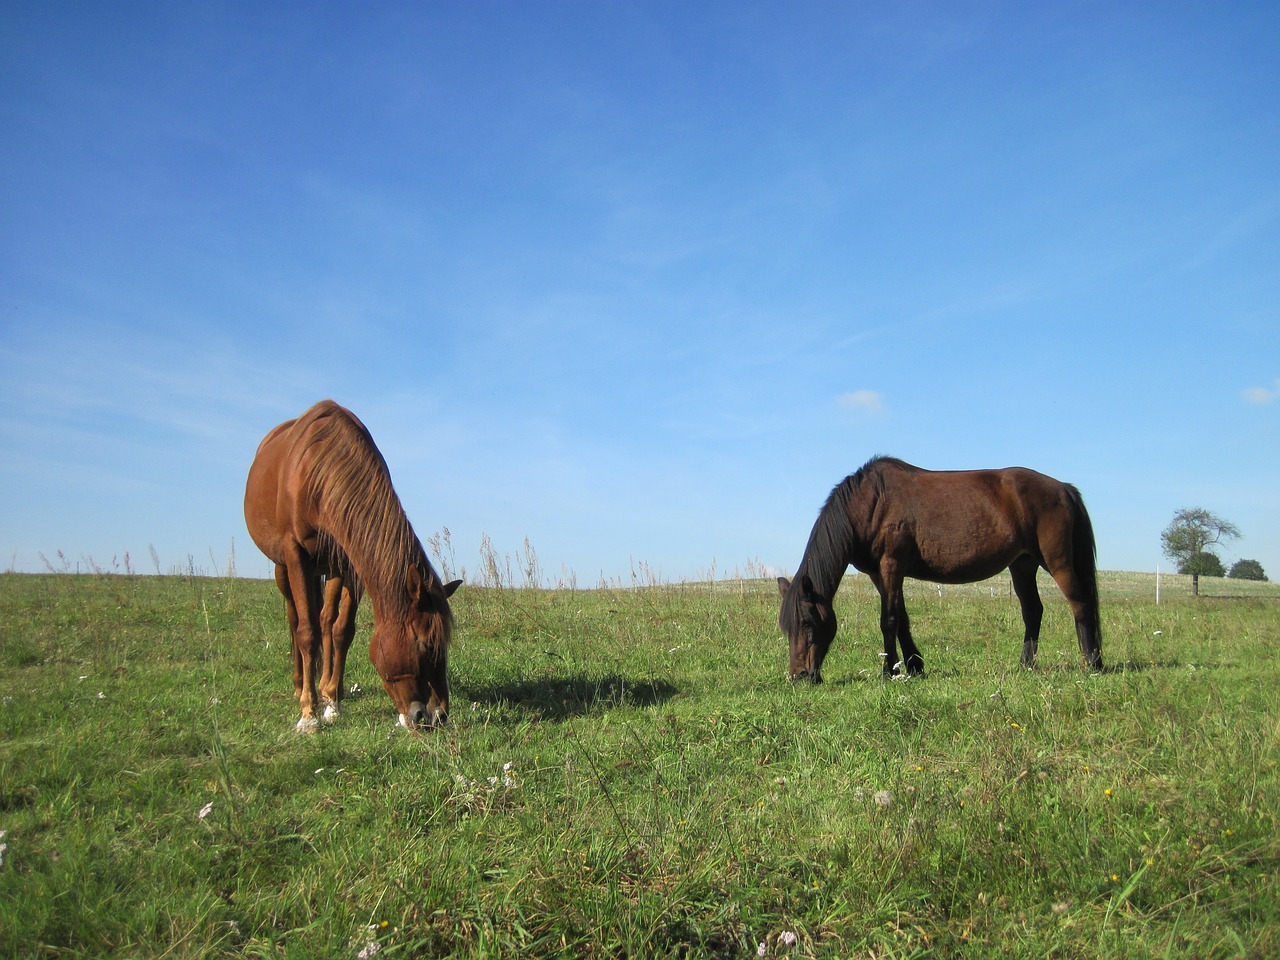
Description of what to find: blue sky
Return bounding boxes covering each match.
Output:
[2,1,1277,584]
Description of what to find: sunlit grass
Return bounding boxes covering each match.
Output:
[1,565,1277,957]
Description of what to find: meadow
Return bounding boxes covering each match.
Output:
[1,561,1277,958]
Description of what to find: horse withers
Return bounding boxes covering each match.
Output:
[778,457,1102,682]
[244,400,462,732]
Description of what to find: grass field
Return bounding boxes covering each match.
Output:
[1,566,1277,958]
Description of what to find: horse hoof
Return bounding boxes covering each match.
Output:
[322,702,340,723]
[295,716,320,734]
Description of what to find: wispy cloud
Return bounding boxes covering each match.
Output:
[1186,197,1280,271]
[837,389,885,414]
[1243,379,1280,405]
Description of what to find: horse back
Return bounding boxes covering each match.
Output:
[863,461,1077,581]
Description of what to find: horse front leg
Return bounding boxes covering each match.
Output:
[317,576,340,721]
[896,601,924,675]
[879,568,923,676]
[318,576,359,722]
[876,578,901,677]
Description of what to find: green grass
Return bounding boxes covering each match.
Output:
[1,569,1277,958]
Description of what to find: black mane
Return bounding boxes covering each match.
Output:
[781,456,906,627]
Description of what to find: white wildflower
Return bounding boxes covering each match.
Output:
[198,802,214,820]
[873,790,893,809]
[779,930,797,946]
[354,924,382,959]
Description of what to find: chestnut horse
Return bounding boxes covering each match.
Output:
[778,456,1102,682]
[244,400,461,732]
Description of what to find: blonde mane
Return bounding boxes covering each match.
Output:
[299,404,439,622]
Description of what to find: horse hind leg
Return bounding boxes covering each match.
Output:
[1047,562,1104,672]
[275,563,308,707]
[277,567,321,732]
[280,546,324,732]
[1010,556,1044,668]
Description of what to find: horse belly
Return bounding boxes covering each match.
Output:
[915,556,1016,585]
[905,510,1023,585]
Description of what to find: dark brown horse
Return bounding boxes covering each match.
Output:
[778,456,1102,681]
[244,400,461,732]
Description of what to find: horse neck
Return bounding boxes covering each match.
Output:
[796,552,846,601]
[798,483,862,598]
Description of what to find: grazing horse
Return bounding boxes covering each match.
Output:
[777,456,1102,682]
[244,400,461,731]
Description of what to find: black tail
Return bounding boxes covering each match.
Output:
[1068,485,1103,669]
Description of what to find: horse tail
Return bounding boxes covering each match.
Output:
[1067,485,1103,667]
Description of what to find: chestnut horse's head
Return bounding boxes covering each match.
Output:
[777,574,837,683]
[371,566,462,729]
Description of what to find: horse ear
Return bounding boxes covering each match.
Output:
[801,574,817,598]
[776,577,791,598]
[443,579,462,598]
[405,564,424,603]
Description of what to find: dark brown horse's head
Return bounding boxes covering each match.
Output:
[777,574,837,683]
[371,566,462,729]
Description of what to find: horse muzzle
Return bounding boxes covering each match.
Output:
[401,701,447,730]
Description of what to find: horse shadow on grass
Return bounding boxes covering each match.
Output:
[817,660,1201,684]
[1100,659,1230,674]
[454,673,679,723]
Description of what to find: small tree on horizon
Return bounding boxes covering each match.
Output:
[1161,507,1241,596]
[1182,551,1225,579]
[1228,558,1268,582]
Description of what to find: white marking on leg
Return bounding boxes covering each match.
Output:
[296,716,320,733]
[322,702,339,722]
